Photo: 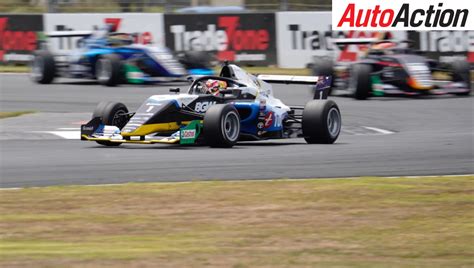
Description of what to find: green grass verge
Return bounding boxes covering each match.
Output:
[0,111,35,119]
[0,65,29,73]
[0,176,473,267]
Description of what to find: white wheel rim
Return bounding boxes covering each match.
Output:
[30,57,43,80]
[222,111,239,141]
[348,68,357,95]
[112,109,128,129]
[327,107,341,138]
[97,59,111,81]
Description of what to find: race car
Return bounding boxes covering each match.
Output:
[81,63,340,148]
[311,39,471,99]
[30,25,214,86]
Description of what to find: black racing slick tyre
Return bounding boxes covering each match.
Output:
[349,64,372,100]
[92,102,129,146]
[302,100,341,144]
[203,104,240,148]
[451,61,471,96]
[311,59,334,97]
[30,51,56,84]
[96,54,123,87]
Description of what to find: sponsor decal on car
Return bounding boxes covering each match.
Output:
[195,101,216,113]
[264,112,274,128]
[181,129,196,139]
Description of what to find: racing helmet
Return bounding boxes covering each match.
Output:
[205,79,227,95]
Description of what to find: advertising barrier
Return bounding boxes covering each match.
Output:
[276,12,407,68]
[1,12,471,69]
[164,13,277,66]
[0,14,44,63]
[408,30,473,64]
[44,13,165,54]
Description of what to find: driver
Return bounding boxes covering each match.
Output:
[205,79,227,95]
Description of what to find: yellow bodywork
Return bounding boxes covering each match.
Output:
[121,122,186,137]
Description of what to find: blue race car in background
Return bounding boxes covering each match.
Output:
[30,25,214,86]
[80,63,339,147]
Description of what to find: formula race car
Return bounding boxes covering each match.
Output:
[81,63,340,148]
[30,25,214,86]
[311,39,471,99]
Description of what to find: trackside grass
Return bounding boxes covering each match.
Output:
[0,65,29,73]
[0,111,35,119]
[0,176,473,267]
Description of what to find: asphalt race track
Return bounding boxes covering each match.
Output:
[0,74,473,188]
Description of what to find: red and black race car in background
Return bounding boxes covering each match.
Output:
[311,39,471,100]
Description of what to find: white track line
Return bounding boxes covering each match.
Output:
[27,126,393,140]
[47,131,79,140]
[29,130,80,139]
[362,126,395,135]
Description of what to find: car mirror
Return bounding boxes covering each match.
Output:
[169,88,180,93]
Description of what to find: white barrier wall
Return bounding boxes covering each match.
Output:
[44,13,165,54]
[276,12,407,68]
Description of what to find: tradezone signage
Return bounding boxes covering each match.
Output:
[332,0,474,31]
[276,12,407,68]
[0,15,43,63]
[164,13,277,66]
[44,13,165,54]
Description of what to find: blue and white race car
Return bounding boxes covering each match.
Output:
[80,63,340,147]
[30,25,214,86]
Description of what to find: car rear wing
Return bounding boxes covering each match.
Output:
[46,31,93,38]
[257,74,332,99]
[332,38,379,45]
[257,74,329,85]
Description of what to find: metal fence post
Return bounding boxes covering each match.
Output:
[47,0,57,13]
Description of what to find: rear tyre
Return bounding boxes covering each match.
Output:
[349,64,372,100]
[203,104,240,148]
[30,51,56,84]
[311,59,334,97]
[302,100,341,144]
[92,102,129,146]
[96,54,122,87]
[451,61,471,96]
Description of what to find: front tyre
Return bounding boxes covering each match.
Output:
[92,101,129,146]
[96,54,122,87]
[302,100,341,144]
[203,104,240,148]
[30,51,56,84]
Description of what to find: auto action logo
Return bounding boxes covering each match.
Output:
[332,0,474,30]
